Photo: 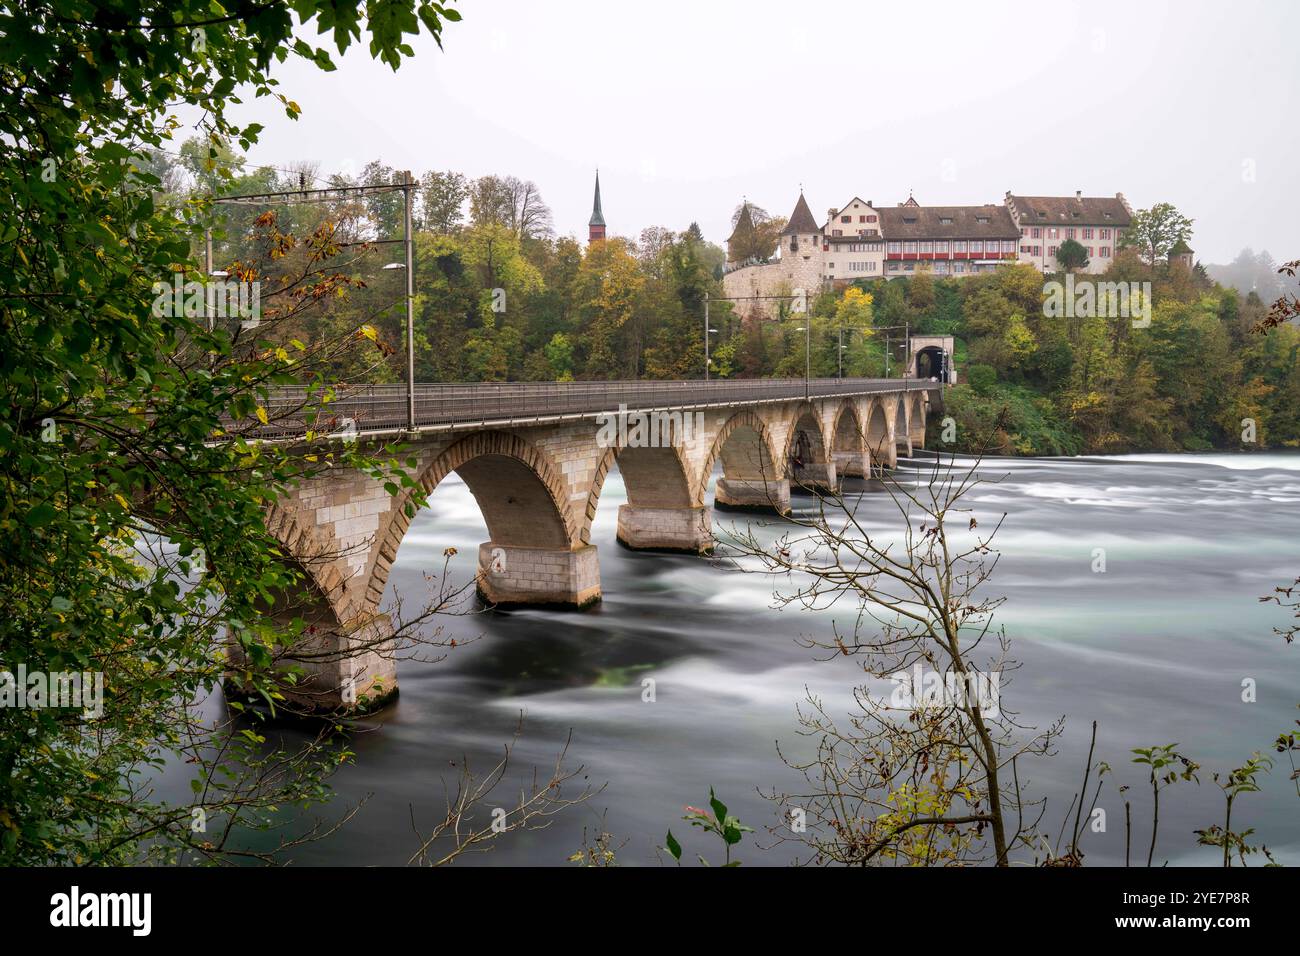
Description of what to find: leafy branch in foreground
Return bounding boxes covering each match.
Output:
[0,0,467,864]
[664,788,753,866]
[717,447,1060,866]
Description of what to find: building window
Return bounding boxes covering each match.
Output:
[904,241,917,254]
[954,262,966,273]
[1032,228,1041,239]
[970,241,984,255]
[1100,246,1110,257]
[832,229,842,236]
[936,240,949,254]
[920,241,933,254]
[1066,228,1075,239]
[1048,228,1059,239]
[954,240,966,253]
[841,215,851,223]
[866,214,877,222]
[1083,228,1094,240]
[1100,228,1111,239]
[888,241,901,254]
[1048,245,1057,257]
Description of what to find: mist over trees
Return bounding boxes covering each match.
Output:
[1206,248,1298,299]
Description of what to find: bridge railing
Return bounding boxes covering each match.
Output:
[255,378,939,438]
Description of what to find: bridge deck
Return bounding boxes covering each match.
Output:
[260,378,939,438]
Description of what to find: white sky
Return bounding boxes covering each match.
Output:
[201,0,1298,263]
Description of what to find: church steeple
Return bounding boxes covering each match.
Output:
[588,170,606,242]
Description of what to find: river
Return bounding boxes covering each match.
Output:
[230,452,1300,866]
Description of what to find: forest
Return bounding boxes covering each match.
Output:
[154,141,1300,456]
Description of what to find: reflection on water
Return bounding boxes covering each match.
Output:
[237,453,1300,866]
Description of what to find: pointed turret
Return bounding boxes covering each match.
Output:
[588,170,606,242]
[781,192,819,236]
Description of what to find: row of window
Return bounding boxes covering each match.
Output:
[886,260,992,274]
[1017,244,1113,259]
[1021,226,1114,240]
[839,213,879,224]
[885,240,1017,255]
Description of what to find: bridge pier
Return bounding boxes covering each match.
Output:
[617,504,713,554]
[715,476,791,515]
[476,542,601,609]
[226,610,398,715]
[791,459,838,492]
[834,450,868,478]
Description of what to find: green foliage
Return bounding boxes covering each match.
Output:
[942,382,1082,456]
[0,0,458,864]
[664,788,752,866]
[1055,238,1089,271]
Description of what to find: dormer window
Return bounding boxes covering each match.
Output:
[940,217,953,225]
[976,216,989,224]
[904,216,917,224]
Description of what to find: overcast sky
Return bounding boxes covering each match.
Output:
[202,0,1298,264]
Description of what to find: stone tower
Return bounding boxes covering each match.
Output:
[778,191,825,296]
[588,170,606,243]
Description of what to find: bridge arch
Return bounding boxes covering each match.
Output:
[783,404,830,474]
[893,396,912,458]
[865,399,893,471]
[909,393,927,448]
[366,430,578,609]
[701,410,788,513]
[583,437,706,552]
[245,503,396,713]
[831,401,867,478]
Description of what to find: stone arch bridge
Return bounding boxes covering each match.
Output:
[252,378,939,710]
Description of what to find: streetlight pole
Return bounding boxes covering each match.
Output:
[794,323,810,400]
[704,298,710,381]
[402,170,415,433]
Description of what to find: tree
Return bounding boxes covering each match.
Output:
[1119,202,1194,268]
[0,0,601,867]
[726,454,1060,865]
[361,159,405,238]
[727,202,783,263]
[469,174,552,241]
[419,169,469,233]
[1055,237,1090,272]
